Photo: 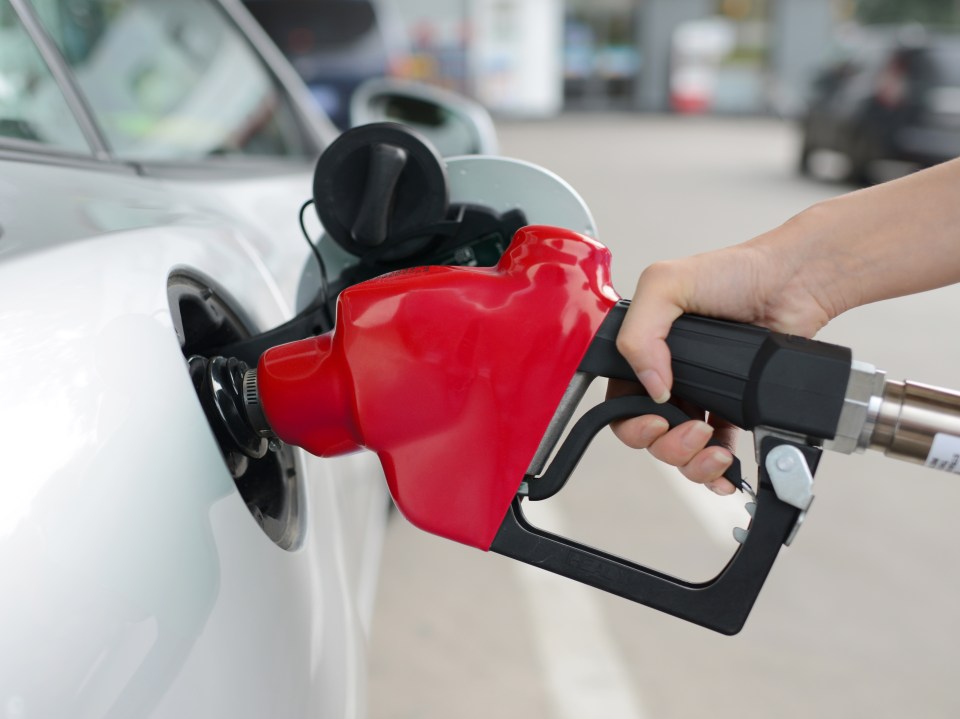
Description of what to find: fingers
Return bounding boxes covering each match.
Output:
[681,445,737,496]
[702,419,739,495]
[645,421,736,495]
[610,257,742,495]
[610,413,738,496]
[610,413,670,449]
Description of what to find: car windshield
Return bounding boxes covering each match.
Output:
[28,0,313,161]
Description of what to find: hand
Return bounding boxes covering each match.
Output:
[610,157,960,493]
[610,212,843,494]
[606,379,740,495]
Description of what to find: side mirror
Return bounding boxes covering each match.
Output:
[350,78,498,156]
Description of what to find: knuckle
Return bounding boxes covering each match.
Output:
[614,333,643,364]
[638,260,675,285]
[648,440,697,468]
[616,416,668,449]
[637,260,686,296]
[679,466,707,484]
[611,424,648,450]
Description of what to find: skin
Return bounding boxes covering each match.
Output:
[613,156,960,494]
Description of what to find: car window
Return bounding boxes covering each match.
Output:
[0,0,90,152]
[28,0,313,162]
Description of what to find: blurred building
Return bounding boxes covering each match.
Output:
[393,0,564,116]
[389,0,845,117]
[245,0,960,121]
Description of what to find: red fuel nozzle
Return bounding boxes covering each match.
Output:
[256,226,619,549]
[253,332,360,457]
[244,224,866,635]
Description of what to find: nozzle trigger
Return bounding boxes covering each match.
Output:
[523,394,742,502]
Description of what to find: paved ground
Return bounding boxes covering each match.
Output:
[367,114,960,719]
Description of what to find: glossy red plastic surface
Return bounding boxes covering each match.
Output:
[258,226,620,550]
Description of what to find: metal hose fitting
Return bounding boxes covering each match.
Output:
[869,380,960,469]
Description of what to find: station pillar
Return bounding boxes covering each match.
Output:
[635,0,713,111]
[768,0,835,116]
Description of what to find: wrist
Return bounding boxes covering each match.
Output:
[745,202,857,335]
[788,199,867,315]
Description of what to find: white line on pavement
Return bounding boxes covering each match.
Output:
[512,500,648,719]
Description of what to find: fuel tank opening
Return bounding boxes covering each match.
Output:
[168,273,303,550]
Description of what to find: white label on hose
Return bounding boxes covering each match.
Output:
[925,433,960,474]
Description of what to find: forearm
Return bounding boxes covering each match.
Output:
[768,157,960,317]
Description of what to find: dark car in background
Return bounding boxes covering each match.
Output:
[243,0,407,129]
[799,28,960,184]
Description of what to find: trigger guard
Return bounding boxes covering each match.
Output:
[497,396,814,634]
[524,394,742,501]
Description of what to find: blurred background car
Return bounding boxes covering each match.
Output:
[799,26,960,184]
[242,0,410,129]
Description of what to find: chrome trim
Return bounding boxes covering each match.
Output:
[823,360,886,454]
[0,143,135,174]
[9,0,111,158]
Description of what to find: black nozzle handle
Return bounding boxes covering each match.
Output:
[493,438,820,635]
[579,300,852,439]
[493,486,794,636]
[494,301,842,634]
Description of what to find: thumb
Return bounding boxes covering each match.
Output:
[615,266,687,403]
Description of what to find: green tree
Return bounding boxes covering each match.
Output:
[855,0,960,25]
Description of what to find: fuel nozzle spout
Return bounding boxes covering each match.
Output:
[189,354,276,465]
[240,367,273,441]
[255,332,362,458]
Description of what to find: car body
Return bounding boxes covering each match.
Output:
[0,1,597,716]
[799,26,960,184]
[0,0,389,716]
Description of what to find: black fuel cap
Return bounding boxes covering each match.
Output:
[312,122,449,262]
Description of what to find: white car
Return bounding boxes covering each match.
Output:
[0,1,595,717]
[1,0,393,716]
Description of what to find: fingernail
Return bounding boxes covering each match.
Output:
[703,448,733,475]
[637,416,670,445]
[681,421,713,451]
[637,370,670,404]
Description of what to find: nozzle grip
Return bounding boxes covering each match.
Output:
[580,300,852,439]
[524,394,743,501]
